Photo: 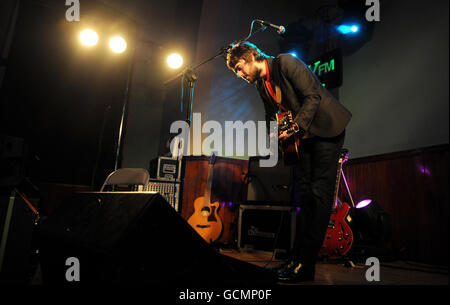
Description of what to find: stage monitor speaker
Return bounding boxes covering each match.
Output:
[36,192,276,286]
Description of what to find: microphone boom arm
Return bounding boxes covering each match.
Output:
[162,20,267,127]
[162,19,266,86]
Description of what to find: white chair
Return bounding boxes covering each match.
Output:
[100,168,150,192]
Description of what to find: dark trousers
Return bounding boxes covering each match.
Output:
[290,130,345,267]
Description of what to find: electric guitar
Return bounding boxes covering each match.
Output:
[319,149,354,259]
[276,110,301,165]
[187,153,223,243]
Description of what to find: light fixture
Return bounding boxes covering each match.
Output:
[80,29,98,47]
[351,200,392,258]
[356,199,372,209]
[337,24,359,34]
[109,36,127,53]
[167,53,183,69]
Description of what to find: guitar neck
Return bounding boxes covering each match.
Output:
[332,163,343,208]
[204,163,213,205]
[332,151,348,208]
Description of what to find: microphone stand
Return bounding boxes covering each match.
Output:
[163,48,226,127]
[114,37,163,171]
[162,20,267,128]
[114,44,137,171]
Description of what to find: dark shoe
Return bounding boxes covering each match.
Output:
[265,260,295,276]
[278,262,315,282]
[275,260,296,277]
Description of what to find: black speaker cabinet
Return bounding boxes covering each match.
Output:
[36,192,275,286]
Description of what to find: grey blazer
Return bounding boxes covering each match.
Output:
[256,54,352,137]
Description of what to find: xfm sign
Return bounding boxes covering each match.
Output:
[307,48,343,89]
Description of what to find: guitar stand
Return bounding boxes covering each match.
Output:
[344,259,356,268]
[320,255,356,269]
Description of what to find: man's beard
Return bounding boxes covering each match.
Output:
[244,65,260,84]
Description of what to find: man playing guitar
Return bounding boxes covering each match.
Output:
[226,42,352,282]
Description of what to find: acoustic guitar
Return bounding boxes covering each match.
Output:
[187,153,223,243]
[276,110,301,165]
[319,149,354,259]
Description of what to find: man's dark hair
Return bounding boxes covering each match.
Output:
[226,42,271,72]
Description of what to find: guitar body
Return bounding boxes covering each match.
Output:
[276,110,301,165]
[280,134,301,166]
[187,197,223,243]
[319,201,354,258]
[187,153,223,244]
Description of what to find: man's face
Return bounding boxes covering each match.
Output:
[233,57,260,84]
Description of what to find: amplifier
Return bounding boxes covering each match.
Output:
[145,179,180,212]
[238,205,297,253]
[155,157,182,181]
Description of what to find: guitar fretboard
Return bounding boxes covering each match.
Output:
[204,163,213,206]
[332,149,349,210]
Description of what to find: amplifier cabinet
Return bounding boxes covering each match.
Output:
[157,157,182,181]
[238,205,297,252]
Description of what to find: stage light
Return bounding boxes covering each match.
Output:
[356,199,372,209]
[109,36,127,53]
[337,24,359,34]
[290,52,297,57]
[351,200,392,258]
[167,53,183,69]
[80,29,98,47]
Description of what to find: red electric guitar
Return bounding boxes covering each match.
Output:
[319,149,354,259]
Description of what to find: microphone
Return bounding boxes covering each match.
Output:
[256,20,286,35]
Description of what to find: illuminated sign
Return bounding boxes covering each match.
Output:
[307,48,343,89]
[309,59,335,76]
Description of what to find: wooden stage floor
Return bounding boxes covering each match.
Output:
[219,248,449,286]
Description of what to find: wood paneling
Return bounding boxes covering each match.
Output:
[179,145,448,264]
[180,156,248,245]
[338,144,449,266]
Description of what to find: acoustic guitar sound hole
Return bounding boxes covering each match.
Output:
[200,207,210,216]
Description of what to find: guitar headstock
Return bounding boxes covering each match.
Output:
[209,152,217,165]
[339,148,349,164]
